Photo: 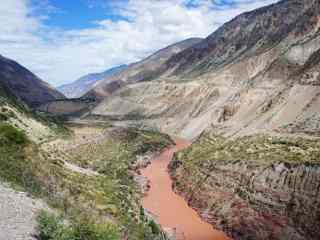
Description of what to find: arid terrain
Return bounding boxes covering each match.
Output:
[1,0,320,240]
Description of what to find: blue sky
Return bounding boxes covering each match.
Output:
[41,0,126,30]
[0,0,279,86]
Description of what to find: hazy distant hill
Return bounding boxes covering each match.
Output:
[84,38,203,101]
[58,65,127,98]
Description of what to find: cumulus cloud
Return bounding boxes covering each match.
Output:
[0,0,279,86]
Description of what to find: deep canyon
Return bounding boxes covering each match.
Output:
[142,139,229,240]
[1,0,320,239]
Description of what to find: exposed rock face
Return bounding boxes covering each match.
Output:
[175,162,320,240]
[84,38,203,101]
[162,0,319,76]
[91,0,320,139]
[0,55,65,108]
[91,81,224,138]
[41,0,320,238]
[37,98,94,116]
[58,65,127,98]
[170,134,320,240]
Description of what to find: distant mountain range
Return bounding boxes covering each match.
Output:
[93,0,320,139]
[83,38,203,101]
[58,38,202,100]
[57,65,128,98]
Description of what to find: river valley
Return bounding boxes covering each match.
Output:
[141,139,229,240]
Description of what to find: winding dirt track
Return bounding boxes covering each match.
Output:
[141,139,229,240]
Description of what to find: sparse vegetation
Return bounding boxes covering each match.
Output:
[174,133,320,172]
[0,119,172,240]
[0,123,28,144]
[36,210,120,240]
[0,75,172,239]
[0,106,17,121]
[170,133,320,198]
[0,112,8,121]
[0,123,40,190]
[63,127,173,239]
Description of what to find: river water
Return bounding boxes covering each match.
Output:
[141,139,229,240]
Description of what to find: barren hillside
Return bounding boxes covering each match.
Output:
[58,65,127,98]
[0,55,65,108]
[84,38,203,101]
[91,0,320,140]
[88,1,320,238]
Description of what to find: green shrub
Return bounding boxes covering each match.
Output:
[0,112,8,121]
[0,123,27,145]
[148,220,161,235]
[0,123,41,192]
[36,211,120,240]
[36,210,65,240]
[72,219,120,240]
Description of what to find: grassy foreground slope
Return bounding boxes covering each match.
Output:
[0,100,174,240]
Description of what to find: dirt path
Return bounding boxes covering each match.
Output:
[141,139,229,240]
[0,183,48,240]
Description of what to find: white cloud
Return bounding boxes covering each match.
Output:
[0,0,279,87]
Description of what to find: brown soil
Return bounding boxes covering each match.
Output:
[141,139,229,240]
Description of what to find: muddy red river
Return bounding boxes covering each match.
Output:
[141,139,230,240]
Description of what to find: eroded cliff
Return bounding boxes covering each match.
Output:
[170,133,320,240]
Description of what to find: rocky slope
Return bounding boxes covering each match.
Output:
[0,89,55,144]
[0,55,65,108]
[0,80,61,239]
[88,0,320,239]
[170,133,320,240]
[0,98,174,240]
[84,38,203,101]
[162,0,319,77]
[37,98,94,117]
[91,0,320,139]
[2,0,320,239]
[58,65,127,98]
[0,53,175,240]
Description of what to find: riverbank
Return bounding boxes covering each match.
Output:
[141,138,229,240]
[169,133,320,240]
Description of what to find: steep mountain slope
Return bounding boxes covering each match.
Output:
[92,0,320,139]
[58,65,127,98]
[162,0,318,77]
[0,55,65,108]
[0,104,175,240]
[89,1,320,239]
[0,57,175,239]
[85,38,203,101]
[0,55,67,142]
[0,94,57,145]
[170,133,320,240]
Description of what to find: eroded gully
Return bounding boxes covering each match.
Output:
[141,138,230,240]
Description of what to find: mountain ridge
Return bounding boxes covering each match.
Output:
[84,37,203,101]
[91,0,320,139]
[161,0,318,77]
[58,64,128,98]
[88,3,320,237]
[0,55,65,108]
